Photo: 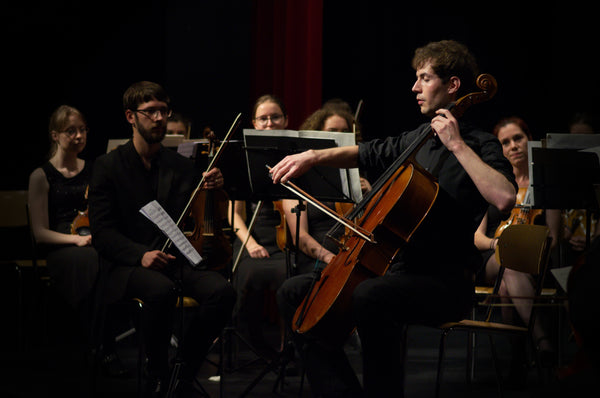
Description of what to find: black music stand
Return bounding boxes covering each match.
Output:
[238,130,360,396]
[178,139,253,201]
[243,129,360,203]
[530,147,600,249]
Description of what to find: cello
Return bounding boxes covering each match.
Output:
[289,74,498,347]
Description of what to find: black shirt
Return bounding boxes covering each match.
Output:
[357,120,516,274]
[42,160,91,234]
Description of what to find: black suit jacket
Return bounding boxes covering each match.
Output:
[89,140,200,302]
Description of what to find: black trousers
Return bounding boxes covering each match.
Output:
[125,264,236,379]
[277,268,472,397]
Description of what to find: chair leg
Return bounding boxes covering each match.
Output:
[467,331,474,385]
[435,329,450,398]
[136,301,145,398]
[487,334,504,398]
[529,332,546,385]
[299,366,306,398]
[15,265,23,351]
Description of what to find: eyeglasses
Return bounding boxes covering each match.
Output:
[60,127,89,136]
[134,107,172,120]
[254,114,284,126]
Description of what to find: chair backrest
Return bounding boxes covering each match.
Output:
[0,190,34,266]
[484,224,552,323]
[497,224,551,276]
[0,190,29,228]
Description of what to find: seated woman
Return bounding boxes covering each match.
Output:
[474,116,561,382]
[28,105,127,377]
[229,94,294,356]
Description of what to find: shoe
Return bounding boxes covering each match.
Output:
[539,348,557,369]
[506,360,528,389]
[537,337,557,368]
[283,360,299,376]
[178,378,209,398]
[143,376,166,398]
[102,351,130,378]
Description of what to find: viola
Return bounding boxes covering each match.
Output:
[162,113,241,269]
[291,75,498,347]
[494,187,542,238]
[70,185,91,236]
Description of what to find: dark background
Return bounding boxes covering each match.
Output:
[4,0,598,190]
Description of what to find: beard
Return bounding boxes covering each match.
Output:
[136,117,167,144]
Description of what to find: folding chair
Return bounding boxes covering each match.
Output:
[435,224,553,397]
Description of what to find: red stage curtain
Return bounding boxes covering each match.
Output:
[251,0,323,129]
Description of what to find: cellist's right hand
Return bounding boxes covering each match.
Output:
[142,250,176,270]
[270,150,317,184]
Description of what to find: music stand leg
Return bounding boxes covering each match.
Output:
[238,200,305,396]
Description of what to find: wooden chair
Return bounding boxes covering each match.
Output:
[0,190,50,349]
[435,224,553,397]
[0,190,31,349]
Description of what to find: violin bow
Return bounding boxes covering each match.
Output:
[230,200,264,275]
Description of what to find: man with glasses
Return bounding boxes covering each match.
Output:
[89,81,235,397]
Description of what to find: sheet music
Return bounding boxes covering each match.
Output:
[139,200,202,266]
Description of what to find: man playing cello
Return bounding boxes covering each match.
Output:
[270,40,517,397]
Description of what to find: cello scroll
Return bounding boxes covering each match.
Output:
[452,73,497,118]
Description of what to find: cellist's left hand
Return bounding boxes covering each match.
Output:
[202,168,224,190]
[431,108,464,153]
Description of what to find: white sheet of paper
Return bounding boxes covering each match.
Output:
[139,200,202,266]
[550,266,572,293]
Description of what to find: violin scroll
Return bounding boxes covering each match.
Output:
[452,73,498,118]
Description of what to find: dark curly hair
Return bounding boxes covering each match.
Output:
[412,40,479,98]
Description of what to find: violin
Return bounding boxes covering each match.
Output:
[290,75,498,347]
[563,209,597,239]
[273,200,289,251]
[493,187,542,238]
[70,185,91,236]
[163,113,242,269]
[183,131,233,270]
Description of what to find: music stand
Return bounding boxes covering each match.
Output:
[530,147,600,249]
[238,129,361,396]
[243,129,362,203]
